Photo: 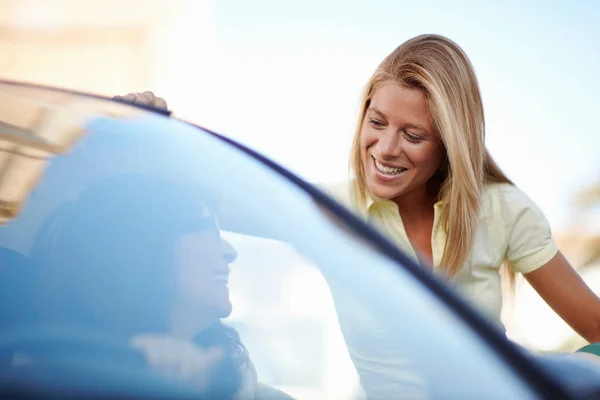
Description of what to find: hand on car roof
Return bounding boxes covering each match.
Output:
[114,91,168,110]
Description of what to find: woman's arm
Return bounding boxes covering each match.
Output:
[525,251,600,343]
[497,183,600,343]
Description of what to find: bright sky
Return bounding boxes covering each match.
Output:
[168,0,600,230]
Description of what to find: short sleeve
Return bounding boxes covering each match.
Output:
[499,184,559,274]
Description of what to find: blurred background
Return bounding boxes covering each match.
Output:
[1,0,598,355]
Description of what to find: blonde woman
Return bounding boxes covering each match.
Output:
[118,34,600,396]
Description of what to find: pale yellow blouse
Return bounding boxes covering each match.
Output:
[322,181,558,328]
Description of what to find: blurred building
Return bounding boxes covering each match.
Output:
[0,0,216,121]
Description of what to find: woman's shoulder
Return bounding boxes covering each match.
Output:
[482,181,540,212]
[483,182,556,273]
[482,181,550,235]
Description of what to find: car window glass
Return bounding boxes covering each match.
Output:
[0,87,539,399]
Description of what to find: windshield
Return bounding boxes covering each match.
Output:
[0,84,538,399]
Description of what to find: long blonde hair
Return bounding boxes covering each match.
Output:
[350,34,511,277]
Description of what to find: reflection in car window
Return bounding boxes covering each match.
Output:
[223,232,362,398]
[0,87,538,399]
[0,84,140,224]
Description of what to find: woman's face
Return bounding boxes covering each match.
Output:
[360,82,445,202]
[174,218,237,321]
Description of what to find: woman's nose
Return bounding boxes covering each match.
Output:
[221,239,238,263]
[377,129,402,157]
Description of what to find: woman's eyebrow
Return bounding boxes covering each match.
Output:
[367,107,386,119]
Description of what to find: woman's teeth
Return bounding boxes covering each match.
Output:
[374,159,406,175]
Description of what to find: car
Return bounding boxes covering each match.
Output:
[0,80,598,399]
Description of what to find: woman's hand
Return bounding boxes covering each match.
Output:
[113,91,168,110]
[131,334,223,389]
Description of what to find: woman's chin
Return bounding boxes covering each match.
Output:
[215,300,233,319]
[367,181,402,202]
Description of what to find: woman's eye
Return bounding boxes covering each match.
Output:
[368,118,385,128]
[405,132,424,143]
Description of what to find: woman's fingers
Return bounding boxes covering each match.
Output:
[113,91,168,110]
